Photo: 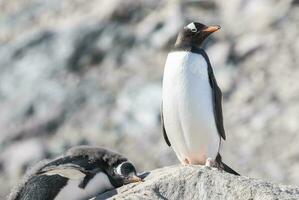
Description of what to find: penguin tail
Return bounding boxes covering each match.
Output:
[216,154,240,176]
[220,161,240,176]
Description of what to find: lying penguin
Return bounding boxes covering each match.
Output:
[8,146,142,200]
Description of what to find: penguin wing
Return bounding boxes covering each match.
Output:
[208,65,226,140]
[161,103,171,146]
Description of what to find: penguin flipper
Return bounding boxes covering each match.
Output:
[207,62,226,140]
[79,172,96,188]
[161,103,171,146]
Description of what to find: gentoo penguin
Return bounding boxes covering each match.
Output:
[161,22,239,175]
[8,146,142,200]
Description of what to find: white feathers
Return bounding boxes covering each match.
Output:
[41,163,114,199]
[54,172,113,200]
[42,164,112,199]
[115,162,123,175]
[185,22,197,32]
[162,51,220,164]
[41,163,86,179]
[44,168,85,180]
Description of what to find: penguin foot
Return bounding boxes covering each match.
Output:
[182,158,191,166]
[205,158,219,171]
[205,158,220,170]
[205,157,213,167]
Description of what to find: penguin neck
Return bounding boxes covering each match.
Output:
[174,32,207,50]
[170,44,212,69]
[172,43,207,56]
[174,42,200,50]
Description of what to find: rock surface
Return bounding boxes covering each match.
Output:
[95,165,299,200]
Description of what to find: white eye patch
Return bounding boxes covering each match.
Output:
[115,163,123,175]
[186,22,197,32]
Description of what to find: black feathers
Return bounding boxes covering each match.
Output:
[199,48,226,140]
[161,104,171,146]
[66,146,127,167]
[216,154,239,176]
[14,175,68,200]
[119,162,136,176]
[79,173,96,189]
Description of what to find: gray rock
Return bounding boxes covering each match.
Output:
[0,139,46,186]
[95,165,299,200]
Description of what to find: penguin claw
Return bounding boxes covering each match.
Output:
[205,157,213,167]
[182,158,191,166]
[210,167,218,170]
[204,158,221,171]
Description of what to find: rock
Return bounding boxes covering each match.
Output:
[94,165,299,200]
[0,139,46,185]
[112,82,161,135]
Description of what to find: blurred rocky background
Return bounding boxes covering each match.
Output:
[0,0,299,198]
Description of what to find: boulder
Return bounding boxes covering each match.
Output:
[95,165,299,200]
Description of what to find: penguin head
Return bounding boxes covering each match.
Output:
[64,146,142,186]
[114,161,141,184]
[175,22,220,48]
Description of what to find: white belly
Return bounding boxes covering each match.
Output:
[162,51,220,164]
[54,172,113,200]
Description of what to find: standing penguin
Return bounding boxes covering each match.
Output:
[161,22,239,175]
[8,146,142,200]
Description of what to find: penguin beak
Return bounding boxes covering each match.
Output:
[202,25,221,33]
[125,175,143,184]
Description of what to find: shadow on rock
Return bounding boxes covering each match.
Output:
[94,189,118,200]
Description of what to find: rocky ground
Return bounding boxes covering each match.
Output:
[95,165,299,200]
[1,0,299,198]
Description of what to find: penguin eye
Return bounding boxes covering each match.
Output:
[191,28,197,33]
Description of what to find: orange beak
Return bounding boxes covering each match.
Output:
[125,175,144,184]
[202,25,221,33]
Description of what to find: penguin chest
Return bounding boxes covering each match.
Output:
[54,172,113,200]
[162,51,220,164]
